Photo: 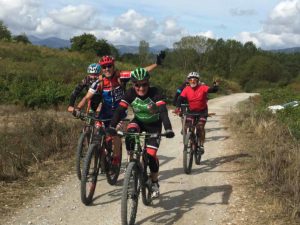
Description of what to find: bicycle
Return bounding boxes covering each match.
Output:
[181,110,215,174]
[79,113,124,205]
[117,131,168,225]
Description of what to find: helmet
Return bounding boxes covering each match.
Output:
[187,72,200,80]
[99,55,115,66]
[130,68,150,82]
[87,63,101,74]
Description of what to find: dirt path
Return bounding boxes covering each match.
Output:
[3,93,257,225]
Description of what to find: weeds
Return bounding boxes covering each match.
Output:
[0,108,80,180]
[228,96,300,223]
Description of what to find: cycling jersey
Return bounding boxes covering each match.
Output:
[88,70,131,120]
[178,83,218,111]
[69,75,100,111]
[110,86,172,130]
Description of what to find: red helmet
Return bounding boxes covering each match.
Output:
[99,55,115,66]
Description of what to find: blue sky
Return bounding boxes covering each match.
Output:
[0,0,299,49]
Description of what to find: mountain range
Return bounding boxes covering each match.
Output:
[28,35,300,54]
[28,36,168,54]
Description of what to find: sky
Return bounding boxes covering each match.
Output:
[0,0,300,50]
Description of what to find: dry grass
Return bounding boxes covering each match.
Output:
[0,106,81,219]
[226,98,300,224]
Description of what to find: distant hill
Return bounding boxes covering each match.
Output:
[27,36,168,54]
[28,36,71,49]
[116,44,168,55]
[270,47,300,53]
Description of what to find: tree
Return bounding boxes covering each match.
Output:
[138,40,149,65]
[70,34,119,57]
[70,33,97,52]
[0,21,12,41]
[13,33,31,44]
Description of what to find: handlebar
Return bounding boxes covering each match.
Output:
[75,111,130,122]
[117,131,168,138]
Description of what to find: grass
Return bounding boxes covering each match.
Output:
[226,96,300,224]
[0,106,81,220]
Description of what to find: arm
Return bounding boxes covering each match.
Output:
[158,104,172,130]
[76,79,100,110]
[208,81,219,93]
[67,79,87,112]
[144,50,166,72]
[76,91,94,110]
[110,104,127,128]
[110,89,133,128]
[144,63,158,72]
[173,82,187,106]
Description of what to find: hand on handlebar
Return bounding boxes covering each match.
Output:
[173,108,182,116]
[165,129,175,138]
[72,108,82,118]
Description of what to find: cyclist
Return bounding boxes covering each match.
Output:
[67,63,101,113]
[74,52,166,166]
[106,67,175,198]
[175,72,219,153]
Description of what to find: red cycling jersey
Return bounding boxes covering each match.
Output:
[180,85,209,111]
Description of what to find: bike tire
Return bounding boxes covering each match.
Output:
[183,132,193,174]
[76,131,90,180]
[105,142,122,185]
[121,162,140,225]
[80,143,100,205]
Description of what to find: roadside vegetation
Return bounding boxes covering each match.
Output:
[0,20,300,222]
[228,88,300,223]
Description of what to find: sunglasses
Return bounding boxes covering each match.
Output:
[102,64,113,69]
[134,82,149,88]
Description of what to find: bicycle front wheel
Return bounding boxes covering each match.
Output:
[183,132,194,174]
[76,130,91,180]
[121,162,141,225]
[81,143,100,205]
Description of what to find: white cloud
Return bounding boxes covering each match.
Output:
[0,0,40,31]
[237,0,300,49]
[114,9,157,40]
[48,5,95,29]
[161,18,184,36]
[195,31,215,39]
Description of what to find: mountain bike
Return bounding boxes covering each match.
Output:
[182,111,202,174]
[117,131,168,225]
[79,113,124,205]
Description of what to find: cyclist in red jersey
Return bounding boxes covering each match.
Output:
[175,72,219,152]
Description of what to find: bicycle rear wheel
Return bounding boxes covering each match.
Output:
[105,140,122,185]
[76,130,91,180]
[81,143,100,205]
[183,132,194,174]
[121,162,141,225]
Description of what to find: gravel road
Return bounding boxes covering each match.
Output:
[3,93,257,225]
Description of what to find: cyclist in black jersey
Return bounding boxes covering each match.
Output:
[67,63,101,113]
[107,67,174,198]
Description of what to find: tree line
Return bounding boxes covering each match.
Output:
[1,20,300,108]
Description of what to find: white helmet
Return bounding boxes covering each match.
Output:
[187,72,200,80]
